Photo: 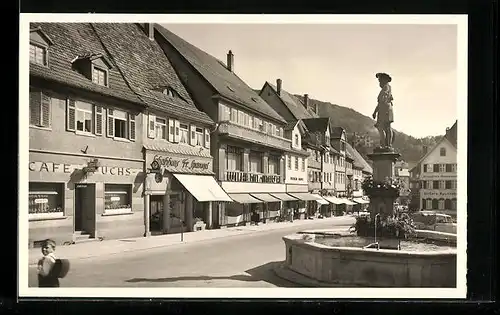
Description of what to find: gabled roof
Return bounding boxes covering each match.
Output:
[263,82,318,121]
[154,25,286,124]
[92,23,213,125]
[331,126,345,138]
[445,120,457,148]
[346,142,373,174]
[30,26,54,45]
[301,117,330,133]
[29,23,142,105]
[415,121,458,165]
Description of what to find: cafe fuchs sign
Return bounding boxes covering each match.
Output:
[29,161,140,176]
[150,155,211,172]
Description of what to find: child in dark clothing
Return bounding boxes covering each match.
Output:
[37,239,59,287]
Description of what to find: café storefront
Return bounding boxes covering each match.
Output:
[28,151,145,247]
[143,149,232,235]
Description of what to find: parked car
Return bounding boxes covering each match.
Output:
[411,211,457,234]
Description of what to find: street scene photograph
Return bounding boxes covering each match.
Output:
[19,14,467,298]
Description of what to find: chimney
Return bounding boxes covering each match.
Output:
[276,79,282,95]
[303,94,309,108]
[423,146,428,155]
[352,132,357,147]
[143,23,155,41]
[227,50,234,72]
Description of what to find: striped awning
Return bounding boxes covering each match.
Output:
[250,193,281,203]
[322,196,344,204]
[353,197,370,204]
[228,193,263,204]
[288,193,321,201]
[269,193,298,201]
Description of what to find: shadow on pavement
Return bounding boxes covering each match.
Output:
[125,261,298,287]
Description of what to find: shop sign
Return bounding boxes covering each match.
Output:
[421,173,457,180]
[420,190,457,198]
[151,155,211,171]
[225,171,281,184]
[290,177,305,181]
[29,161,140,176]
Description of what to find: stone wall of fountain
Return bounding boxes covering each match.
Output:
[282,232,457,287]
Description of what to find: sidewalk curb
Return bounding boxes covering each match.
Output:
[28,217,354,266]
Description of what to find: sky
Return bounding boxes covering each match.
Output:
[162,23,458,138]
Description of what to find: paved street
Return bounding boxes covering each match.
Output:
[28,218,353,287]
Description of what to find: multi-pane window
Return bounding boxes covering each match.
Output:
[451,180,457,189]
[249,151,262,173]
[155,118,167,140]
[451,199,457,210]
[29,43,47,66]
[287,156,292,170]
[440,148,446,156]
[110,109,128,139]
[295,156,299,170]
[451,164,457,172]
[75,101,94,133]
[226,146,242,171]
[92,67,107,86]
[438,199,445,210]
[425,199,433,209]
[268,156,279,175]
[439,180,446,189]
[195,127,204,146]
[179,123,189,144]
[445,180,452,189]
[301,158,305,171]
[295,134,299,146]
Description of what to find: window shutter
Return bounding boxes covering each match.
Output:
[66,99,76,131]
[147,113,156,139]
[433,164,439,172]
[173,120,180,143]
[94,106,103,135]
[41,93,51,127]
[168,118,175,142]
[190,124,196,146]
[29,89,41,126]
[204,128,210,149]
[107,109,115,138]
[128,113,136,141]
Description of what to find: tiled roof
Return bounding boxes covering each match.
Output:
[445,120,457,148]
[331,126,344,138]
[154,25,286,124]
[267,83,318,121]
[302,117,330,133]
[345,142,373,174]
[30,23,143,105]
[143,143,212,158]
[91,23,213,126]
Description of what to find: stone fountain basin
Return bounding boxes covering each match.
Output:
[282,230,457,287]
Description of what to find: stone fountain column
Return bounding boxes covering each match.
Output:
[366,147,401,219]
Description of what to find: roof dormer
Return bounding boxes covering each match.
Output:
[30,27,54,67]
[72,53,113,87]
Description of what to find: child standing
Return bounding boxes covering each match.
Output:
[37,239,59,287]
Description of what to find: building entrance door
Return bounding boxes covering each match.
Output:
[74,183,96,237]
[150,195,164,233]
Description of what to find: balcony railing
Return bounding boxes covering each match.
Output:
[224,170,282,184]
[218,121,291,151]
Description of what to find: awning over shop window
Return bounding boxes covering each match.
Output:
[173,174,232,202]
[339,198,357,205]
[288,193,321,201]
[323,196,344,204]
[270,193,298,201]
[353,198,370,204]
[250,193,280,202]
[228,193,263,204]
[309,194,329,205]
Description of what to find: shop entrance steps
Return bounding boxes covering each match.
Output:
[73,231,98,244]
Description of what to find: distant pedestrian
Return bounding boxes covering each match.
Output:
[37,239,70,287]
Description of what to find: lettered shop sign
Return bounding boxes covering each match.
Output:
[29,161,141,176]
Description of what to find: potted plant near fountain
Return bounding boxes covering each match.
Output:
[350,176,417,249]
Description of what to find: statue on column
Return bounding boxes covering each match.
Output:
[372,72,395,149]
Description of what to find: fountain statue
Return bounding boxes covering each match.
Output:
[372,72,395,150]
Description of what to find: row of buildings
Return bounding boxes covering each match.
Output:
[27,23,373,247]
